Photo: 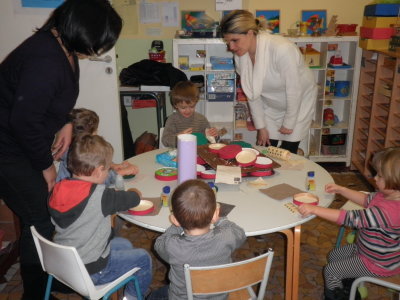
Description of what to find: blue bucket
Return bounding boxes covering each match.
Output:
[334,81,350,97]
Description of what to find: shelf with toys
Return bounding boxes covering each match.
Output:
[287,36,362,165]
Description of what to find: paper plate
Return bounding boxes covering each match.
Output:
[254,157,273,169]
[128,200,155,215]
[293,193,319,206]
[236,150,257,167]
[196,164,206,175]
[242,148,260,156]
[208,143,226,153]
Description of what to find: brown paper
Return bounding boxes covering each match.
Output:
[259,183,305,200]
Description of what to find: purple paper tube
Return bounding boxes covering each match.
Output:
[177,134,197,184]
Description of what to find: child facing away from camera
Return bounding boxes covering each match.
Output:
[298,147,400,300]
[162,81,218,148]
[147,179,246,300]
[56,108,138,185]
[49,134,152,300]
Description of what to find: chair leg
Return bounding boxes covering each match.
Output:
[336,226,346,248]
[45,275,54,300]
[103,275,142,300]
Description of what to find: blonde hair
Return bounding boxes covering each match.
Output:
[70,108,99,136]
[67,134,113,177]
[372,147,400,200]
[170,81,199,107]
[219,9,266,37]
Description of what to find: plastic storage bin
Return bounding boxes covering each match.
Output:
[362,16,398,28]
[364,4,400,17]
[321,145,346,155]
[360,27,396,39]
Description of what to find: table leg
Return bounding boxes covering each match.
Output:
[292,225,302,300]
[279,229,293,300]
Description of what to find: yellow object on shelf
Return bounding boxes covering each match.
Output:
[362,16,398,28]
[359,38,390,50]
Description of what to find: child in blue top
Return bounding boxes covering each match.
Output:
[57,108,138,185]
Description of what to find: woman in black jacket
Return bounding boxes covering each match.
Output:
[0,0,122,298]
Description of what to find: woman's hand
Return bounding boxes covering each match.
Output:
[52,123,73,160]
[256,128,270,146]
[42,163,57,192]
[279,126,293,135]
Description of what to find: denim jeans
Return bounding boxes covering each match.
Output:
[90,237,152,299]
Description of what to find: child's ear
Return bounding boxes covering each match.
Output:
[170,214,181,227]
[211,205,220,224]
[93,165,105,178]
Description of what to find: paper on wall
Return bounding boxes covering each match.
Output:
[216,0,242,11]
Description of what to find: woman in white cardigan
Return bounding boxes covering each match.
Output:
[220,10,317,153]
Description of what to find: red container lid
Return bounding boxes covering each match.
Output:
[250,169,274,177]
[208,143,227,154]
[219,144,242,160]
[254,157,273,169]
[155,167,178,181]
[200,170,216,179]
[197,164,206,176]
[128,200,155,215]
[197,156,207,165]
[293,193,319,206]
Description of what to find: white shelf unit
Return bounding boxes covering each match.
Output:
[288,36,362,165]
[173,38,237,141]
[173,37,362,166]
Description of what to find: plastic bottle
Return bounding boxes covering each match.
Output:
[208,182,218,196]
[161,186,171,207]
[115,174,125,191]
[306,171,316,191]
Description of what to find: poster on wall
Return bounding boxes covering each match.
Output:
[255,10,280,34]
[181,10,208,31]
[20,0,63,8]
[216,0,242,11]
[301,10,327,35]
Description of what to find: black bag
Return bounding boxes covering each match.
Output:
[119,59,187,88]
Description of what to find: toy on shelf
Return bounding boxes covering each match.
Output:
[323,108,335,126]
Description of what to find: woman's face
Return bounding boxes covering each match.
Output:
[223,31,255,57]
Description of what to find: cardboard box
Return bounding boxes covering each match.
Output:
[300,45,321,67]
[362,17,398,28]
[364,4,400,17]
[360,27,395,39]
[359,38,390,50]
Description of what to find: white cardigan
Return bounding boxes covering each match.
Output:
[235,31,317,142]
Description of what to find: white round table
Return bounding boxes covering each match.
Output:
[118,148,335,300]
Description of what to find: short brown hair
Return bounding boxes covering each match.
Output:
[220,9,266,37]
[372,147,400,191]
[170,81,199,107]
[171,179,216,230]
[67,134,113,176]
[70,108,99,136]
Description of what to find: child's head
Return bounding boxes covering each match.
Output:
[372,147,400,194]
[67,134,113,180]
[170,81,199,118]
[171,179,216,230]
[70,108,99,136]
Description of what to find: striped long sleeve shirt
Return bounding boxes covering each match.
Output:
[337,192,400,276]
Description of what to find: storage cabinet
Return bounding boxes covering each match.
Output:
[351,50,400,185]
[173,37,362,165]
[287,36,362,165]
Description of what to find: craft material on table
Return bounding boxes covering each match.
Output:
[293,192,319,206]
[260,183,305,200]
[215,165,242,184]
[124,196,162,216]
[128,200,155,215]
[218,202,235,217]
[155,167,178,181]
[262,146,291,161]
[177,134,197,184]
[246,177,269,189]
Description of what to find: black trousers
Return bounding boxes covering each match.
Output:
[269,139,300,154]
[0,158,53,299]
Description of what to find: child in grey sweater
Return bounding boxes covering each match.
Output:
[149,179,246,300]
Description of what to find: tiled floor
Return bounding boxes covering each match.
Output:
[0,170,397,299]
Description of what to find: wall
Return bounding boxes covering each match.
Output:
[114,0,371,140]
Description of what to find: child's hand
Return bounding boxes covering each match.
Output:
[325,183,342,194]
[178,128,193,135]
[298,204,316,217]
[205,127,218,137]
[113,161,139,176]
